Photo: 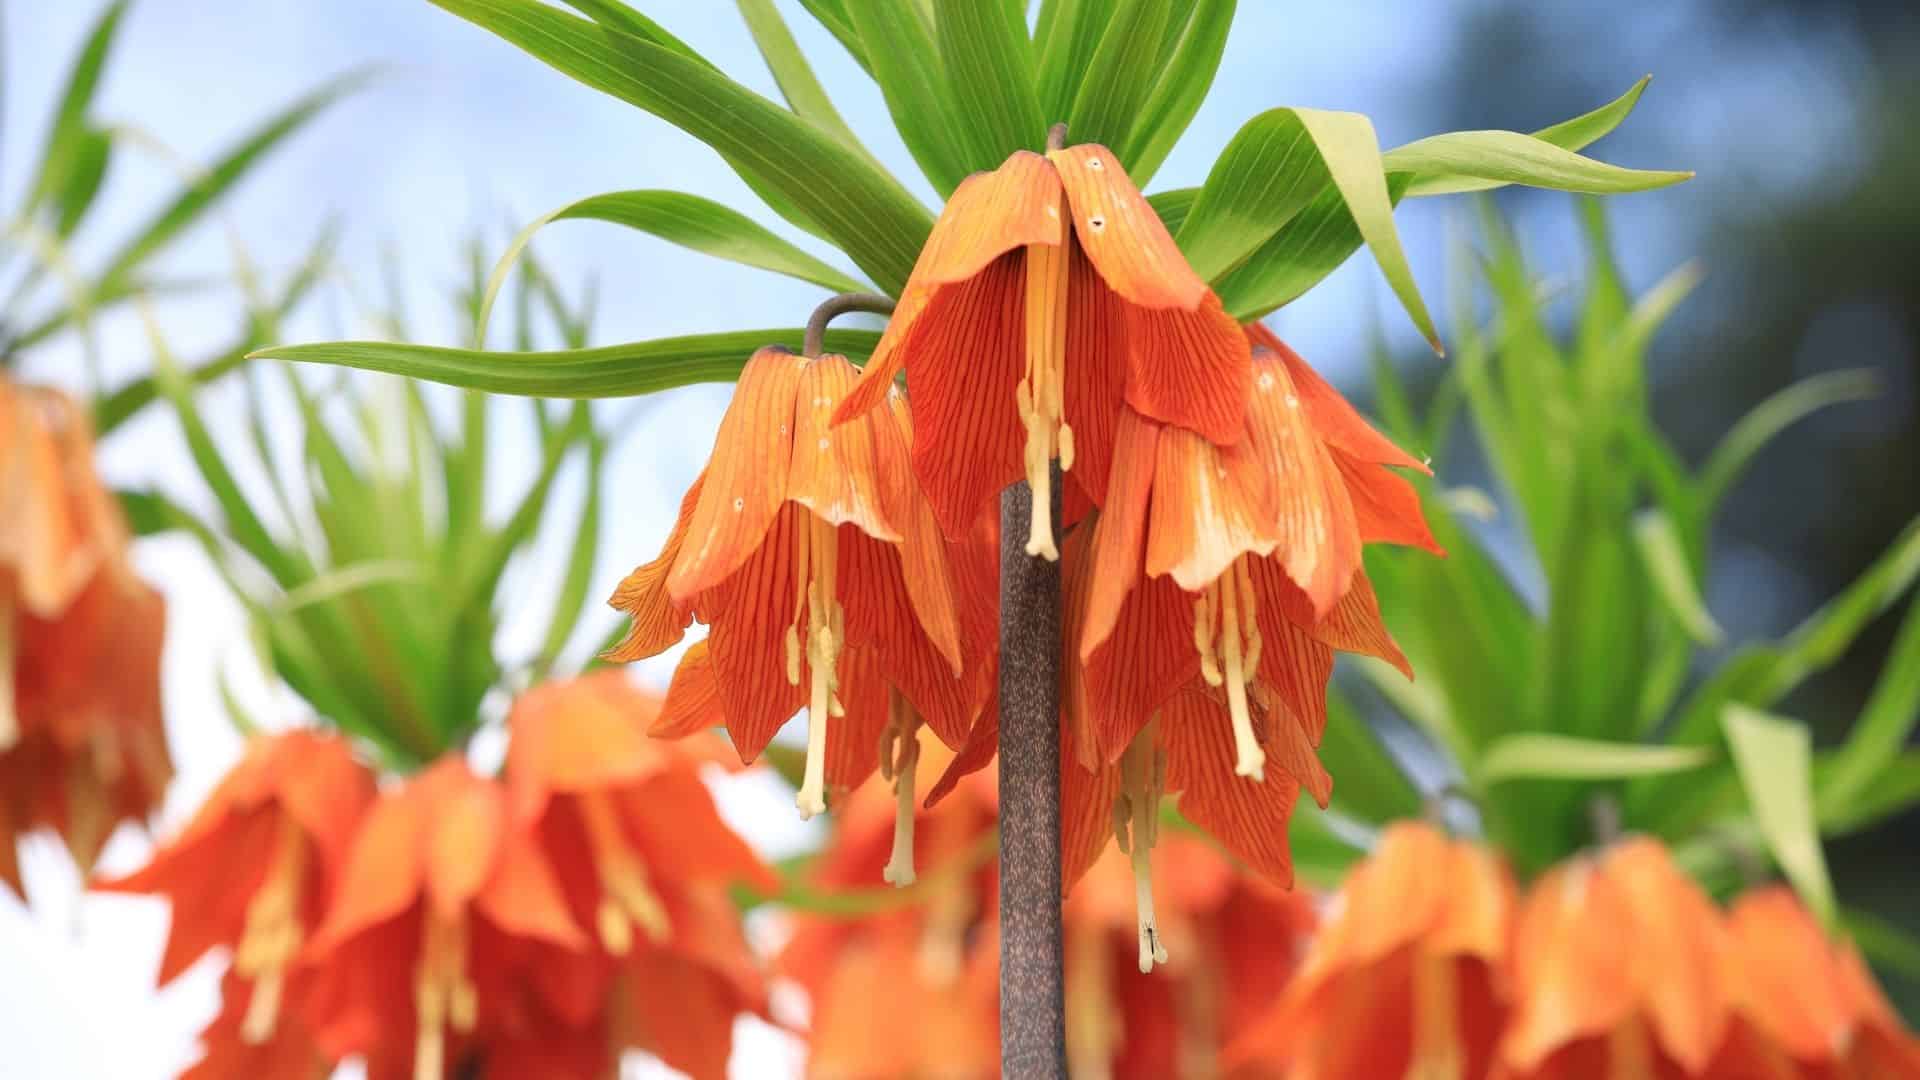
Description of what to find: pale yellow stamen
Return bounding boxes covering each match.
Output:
[879,695,923,887]
[1193,557,1266,781]
[1018,226,1070,561]
[0,591,17,750]
[413,911,476,1080]
[794,514,844,819]
[233,813,307,1044]
[1115,718,1169,973]
[579,790,669,954]
[1407,950,1465,1080]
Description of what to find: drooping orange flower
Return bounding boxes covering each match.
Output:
[833,143,1252,559]
[1497,837,1734,1080]
[96,729,374,1051]
[504,670,778,1080]
[1707,886,1920,1078]
[1228,822,1514,1080]
[1062,836,1318,1080]
[179,970,332,1080]
[606,347,989,821]
[779,728,1001,1080]
[1079,327,1436,787]
[299,755,592,1080]
[2,378,171,892]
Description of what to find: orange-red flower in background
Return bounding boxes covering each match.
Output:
[1228,822,1514,1080]
[505,670,778,1080]
[2,377,171,894]
[606,347,987,821]
[299,756,591,1080]
[180,970,332,1080]
[833,144,1252,560]
[1708,886,1920,1078]
[1496,837,1733,1080]
[97,729,374,1055]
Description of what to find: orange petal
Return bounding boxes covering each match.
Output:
[1159,688,1303,887]
[1333,450,1445,556]
[878,396,967,681]
[1061,241,1129,508]
[1253,561,1412,678]
[1079,409,1157,661]
[899,253,1029,538]
[926,683,999,808]
[621,770,780,895]
[1144,421,1278,591]
[0,384,124,616]
[1252,324,1430,473]
[819,642,890,800]
[839,527,973,748]
[1253,682,1334,809]
[265,731,376,874]
[1725,886,1857,1062]
[1083,571,1201,766]
[788,355,901,542]
[475,829,589,951]
[653,641,725,739]
[307,779,433,954]
[836,151,1063,427]
[1501,856,1638,1072]
[1061,709,1122,891]
[505,672,664,824]
[1246,352,1362,615]
[1427,841,1518,965]
[424,761,506,921]
[604,472,703,662]
[1606,839,1730,1072]
[615,951,754,1080]
[1123,294,1253,447]
[1047,144,1208,311]
[699,506,807,764]
[666,347,803,601]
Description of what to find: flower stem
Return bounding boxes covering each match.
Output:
[999,466,1065,1078]
[802,291,895,358]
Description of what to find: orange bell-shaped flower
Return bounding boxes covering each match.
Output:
[1228,822,1515,1080]
[96,729,374,1050]
[179,970,333,1080]
[300,756,591,1080]
[833,142,1252,559]
[1497,837,1734,1079]
[1707,886,1920,1078]
[607,347,988,821]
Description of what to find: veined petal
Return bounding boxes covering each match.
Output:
[1061,242,1128,510]
[926,683,999,808]
[1252,561,1412,678]
[1246,353,1362,616]
[653,642,724,739]
[620,771,780,895]
[475,829,588,951]
[899,254,1029,538]
[700,507,807,765]
[1251,324,1430,473]
[1160,688,1304,887]
[1080,410,1158,661]
[788,355,900,542]
[1144,422,1278,592]
[878,394,966,681]
[1084,570,1201,766]
[840,528,972,747]
[821,643,891,799]
[1061,709,1122,892]
[667,347,803,601]
[836,151,1063,426]
[1047,144,1207,311]
[1123,295,1253,448]
[1333,451,1445,556]
[605,473,703,662]
[1252,682,1334,809]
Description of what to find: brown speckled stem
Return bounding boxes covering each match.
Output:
[998,471,1065,1078]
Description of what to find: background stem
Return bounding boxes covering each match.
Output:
[998,470,1065,1077]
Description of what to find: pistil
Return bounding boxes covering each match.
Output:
[791,514,844,819]
[1114,718,1169,973]
[879,694,922,887]
[1018,220,1071,561]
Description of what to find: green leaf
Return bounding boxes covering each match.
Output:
[1723,705,1836,925]
[1176,108,1325,281]
[734,0,871,160]
[1146,187,1198,235]
[1319,691,1424,823]
[51,127,113,237]
[1699,370,1879,518]
[843,0,968,193]
[1385,131,1689,201]
[430,0,933,295]
[1818,595,1920,820]
[1118,0,1234,186]
[1477,733,1714,783]
[1633,510,1723,646]
[1034,0,1110,121]
[1842,907,1920,982]
[555,1,717,69]
[796,0,871,74]
[1821,751,1920,836]
[22,0,128,218]
[1397,76,1654,198]
[477,190,866,345]
[1067,0,1169,160]
[935,0,1046,168]
[251,328,883,399]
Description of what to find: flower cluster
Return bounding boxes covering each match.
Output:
[2,376,171,896]
[608,146,1437,965]
[1228,823,1920,1079]
[101,673,775,1079]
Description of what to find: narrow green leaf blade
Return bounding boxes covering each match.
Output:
[1818,595,1920,820]
[1633,510,1723,646]
[1699,370,1879,517]
[250,328,883,399]
[1034,0,1110,121]
[1067,0,1169,160]
[935,0,1046,167]
[843,0,969,193]
[1386,129,1691,200]
[735,0,870,159]
[1478,733,1714,783]
[23,0,128,217]
[1723,705,1837,925]
[1118,0,1235,186]
[1398,77,1653,198]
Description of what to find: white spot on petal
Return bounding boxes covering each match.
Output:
[732,497,745,512]
[1284,394,1299,409]
[1257,372,1275,391]
[1089,216,1106,232]
[1088,158,1104,170]
[818,437,831,451]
